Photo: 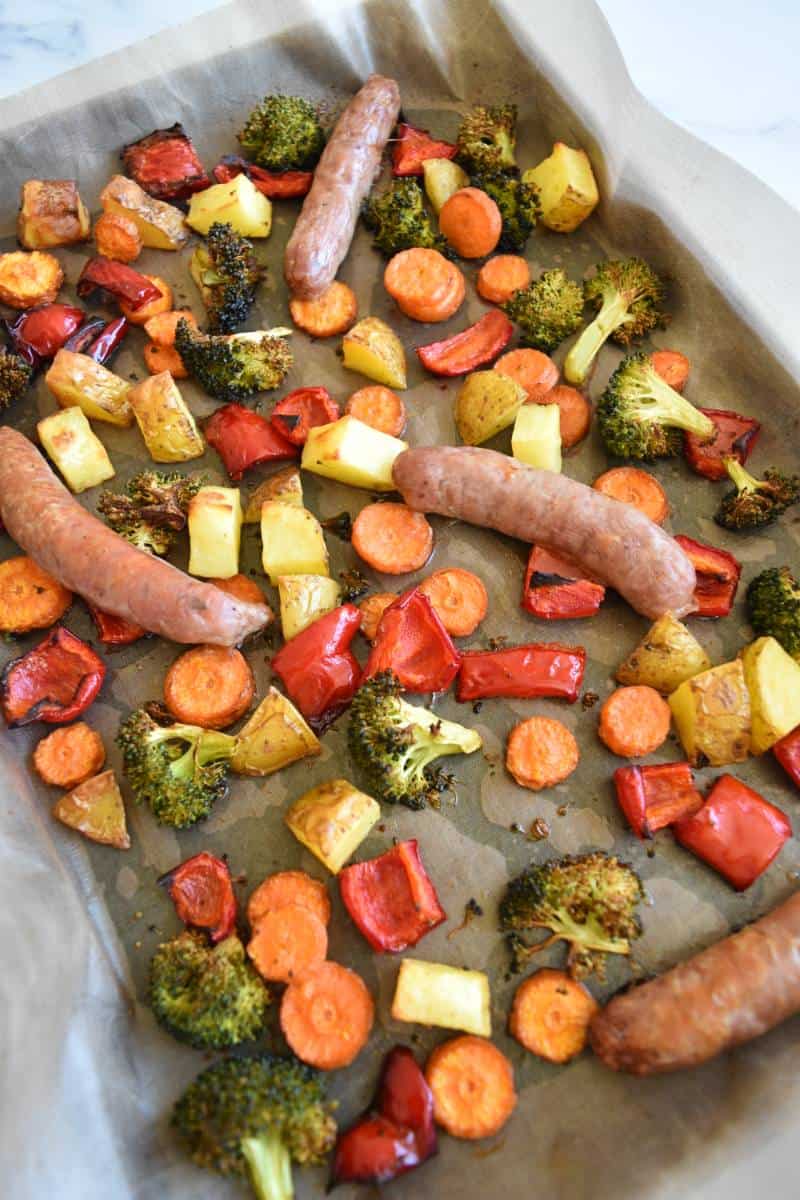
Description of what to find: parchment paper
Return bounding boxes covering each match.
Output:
[1,3,799,1198]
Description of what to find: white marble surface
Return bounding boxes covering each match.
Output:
[1,0,798,212]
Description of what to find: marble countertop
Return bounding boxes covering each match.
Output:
[2,0,798,212]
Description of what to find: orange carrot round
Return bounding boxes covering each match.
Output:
[345,386,407,437]
[94,212,142,263]
[351,503,433,575]
[494,348,558,400]
[32,722,105,789]
[211,573,270,610]
[289,281,358,338]
[535,384,591,448]
[384,248,465,322]
[280,960,374,1070]
[358,593,398,641]
[0,556,72,634]
[144,341,188,378]
[599,685,672,757]
[477,255,531,304]
[143,308,197,347]
[247,903,328,984]
[509,969,599,1063]
[119,275,173,325]
[425,1035,517,1140]
[506,716,579,791]
[247,870,331,929]
[163,645,255,730]
[593,467,669,524]
[419,568,488,637]
[651,349,690,393]
[438,188,502,259]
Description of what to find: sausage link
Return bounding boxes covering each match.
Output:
[392,446,696,620]
[284,74,401,299]
[0,428,270,646]
[590,891,800,1075]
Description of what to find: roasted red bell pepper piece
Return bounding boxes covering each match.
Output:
[3,304,85,368]
[674,774,791,891]
[212,155,314,198]
[774,725,800,790]
[457,642,585,703]
[63,315,107,354]
[614,762,704,839]
[416,309,514,377]
[674,534,741,618]
[77,257,162,312]
[159,851,237,943]
[86,602,147,646]
[271,604,362,731]
[391,122,457,176]
[684,408,761,481]
[363,588,460,694]
[122,123,210,200]
[1,627,105,727]
[270,387,340,446]
[522,545,606,620]
[339,839,446,952]
[85,316,129,365]
[205,403,299,481]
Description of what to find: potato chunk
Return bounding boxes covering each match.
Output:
[616,613,712,694]
[523,143,599,233]
[391,959,491,1036]
[46,349,133,427]
[186,173,272,238]
[188,486,242,579]
[302,415,407,491]
[0,250,63,309]
[100,174,189,250]
[511,402,562,471]
[18,180,90,249]
[740,636,800,753]
[128,371,204,462]
[260,502,329,585]
[285,778,380,874]
[669,659,751,766]
[278,574,341,641]
[455,370,527,445]
[423,158,470,213]
[37,407,115,493]
[243,467,303,523]
[53,769,130,848]
[342,317,407,390]
[231,687,320,776]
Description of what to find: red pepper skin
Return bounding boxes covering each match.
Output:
[0,627,105,727]
[674,774,791,891]
[86,316,129,366]
[271,604,362,731]
[76,257,162,312]
[122,123,210,200]
[63,316,107,355]
[379,1046,437,1162]
[3,304,85,367]
[270,387,340,446]
[159,851,237,943]
[774,725,800,790]
[363,588,461,694]
[86,603,147,646]
[416,309,514,377]
[212,156,314,198]
[522,545,606,620]
[684,408,761,481]
[205,404,299,481]
[339,839,446,953]
[391,123,457,176]
[674,535,741,618]
[614,762,704,839]
[457,643,585,703]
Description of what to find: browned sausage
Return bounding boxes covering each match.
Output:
[0,428,270,646]
[284,74,401,299]
[392,445,696,620]
[590,891,800,1075]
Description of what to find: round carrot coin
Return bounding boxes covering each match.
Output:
[94,212,142,263]
[164,645,255,730]
[247,903,328,984]
[536,384,591,448]
[494,348,558,400]
[509,969,599,1064]
[477,255,531,304]
[280,960,374,1070]
[384,248,465,322]
[345,386,407,437]
[651,349,690,392]
[506,716,579,791]
[425,1035,517,1140]
[351,503,434,575]
[143,308,197,347]
[289,281,358,338]
[0,556,72,634]
[248,870,331,929]
[419,568,488,637]
[358,593,398,641]
[119,274,173,324]
[593,467,669,524]
[33,721,105,789]
[144,341,188,378]
[211,573,270,609]
[598,685,672,758]
[439,188,503,259]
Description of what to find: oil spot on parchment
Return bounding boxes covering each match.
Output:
[116,865,139,901]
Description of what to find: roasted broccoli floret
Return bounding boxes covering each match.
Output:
[500,852,644,980]
[117,708,235,828]
[175,319,293,403]
[470,169,540,252]
[190,221,262,333]
[598,352,715,460]
[502,268,584,351]
[172,1053,337,1200]
[150,931,270,1049]
[747,566,800,660]
[361,179,447,258]
[455,103,517,174]
[348,670,482,809]
[98,470,202,555]
[0,349,33,409]
[564,258,668,386]
[714,457,800,531]
[238,94,325,172]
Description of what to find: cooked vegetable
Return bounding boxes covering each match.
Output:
[565,260,668,387]
[260,501,329,584]
[238,94,325,171]
[362,178,446,257]
[100,174,189,250]
[161,850,237,943]
[422,156,470,212]
[188,486,242,579]
[506,715,579,790]
[150,931,270,1049]
[285,777,380,874]
[212,573,269,611]
[76,258,161,315]
[339,839,446,953]
[164,645,254,730]
[747,566,800,662]
[52,768,129,848]
[280,960,374,1070]
[740,636,800,753]
[128,370,205,463]
[494,347,559,400]
[455,103,517,173]
[230,688,321,777]
[3,303,85,368]
[774,725,800,790]
[247,903,328,984]
[2,627,105,727]
[613,761,703,839]
[0,249,63,309]
[17,179,89,248]
[278,574,341,641]
[476,253,531,304]
[456,643,586,703]
[501,267,583,351]
[345,385,406,437]
[289,282,357,338]
[302,414,408,490]
[511,402,562,471]
[540,385,591,448]
[243,466,303,522]
[598,684,672,757]
[470,169,540,252]
[33,721,105,789]
[363,588,461,693]
[46,349,133,427]
[418,568,488,638]
[94,211,142,262]
[674,534,741,619]
[522,142,599,232]
[651,348,691,392]
[0,555,71,633]
[417,309,513,377]
[81,315,129,366]
[383,247,465,323]
[351,502,433,575]
[358,593,397,642]
[272,604,362,731]
[392,121,456,176]
[190,221,262,333]
[684,407,761,480]
[510,969,598,1064]
[668,659,751,766]
[37,407,115,492]
[248,871,331,930]
[454,368,527,445]
[213,156,313,198]
[438,186,502,259]
[121,123,210,201]
[175,320,292,402]
[714,456,800,531]
[391,959,491,1036]
[186,172,272,238]
[522,545,605,620]
[206,404,297,481]
[118,273,173,325]
[144,341,184,380]
[592,466,668,523]
[0,349,33,410]
[97,469,201,556]
[426,1036,516,1140]
[597,352,715,459]
[270,388,340,447]
[616,612,712,693]
[87,604,146,646]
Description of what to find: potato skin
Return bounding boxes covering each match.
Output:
[668,659,751,766]
[616,613,712,694]
[18,180,90,248]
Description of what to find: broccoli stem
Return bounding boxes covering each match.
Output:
[723,455,757,493]
[195,729,237,768]
[564,292,631,385]
[241,1131,294,1200]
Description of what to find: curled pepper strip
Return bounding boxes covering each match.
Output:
[674,534,741,618]
[86,602,147,646]
[1,627,106,727]
[212,156,314,199]
[3,304,85,368]
[416,309,514,377]
[159,851,237,943]
[205,404,299,481]
[76,257,162,312]
[86,316,129,366]
[614,762,704,839]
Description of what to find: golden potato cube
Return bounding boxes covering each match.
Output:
[278,574,342,641]
[423,158,470,213]
[188,486,242,578]
[243,467,303,523]
[617,613,712,694]
[232,687,320,776]
[53,769,130,848]
[302,415,408,491]
[17,180,90,248]
[46,350,133,427]
[186,174,272,238]
[391,959,491,1036]
[128,371,204,462]
[740,636,800,754]
[669,659,751,766]
[511,402,562,471]
[523,143,599,233]
[342,317,407,390]
[285,778,380,874]
[455,370,527,445]
[37,407,115,493]
[100,174,189,250]
[260,501,329,585]
[0,250,63,309]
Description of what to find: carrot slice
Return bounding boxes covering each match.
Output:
[211,573,270,609]
[506,716,579,791]
[280,960,374,1069]
[247,870,331,929]
[247,903,328,984]
[94,212,142,263]
[143,341,188,378]
[651,349,690,393]
[534,384,591,448]
[476,255,531,304]
[593,466,669,524]
[119,274,173,325]
[352,503,434,575]
[509,969,598,1063]
[419,568,488,637]
[143,308,197,347]
[358,592,398,641]
[163,645,255,730]
[401,268,466,323]
[32,721,105,788]
[289,281,358,338]
[494,348,558,401]
[384,248,465,323]
[598,685,672,758]
[345,386,407,437]
[425,1035,517,1140]
[438,188,502,259]
[0,556,72,634]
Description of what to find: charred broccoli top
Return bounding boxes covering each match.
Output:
[190,221,262,333]
[598,352,715,460]
[238,94,325,172]
[455,103,517,174]
[348,671,482,809]
[362,178,446,258]
[502,268,584,351]
[470,169,540,252]
[150,931,271,1049]
[746,566,800,660]
[175,320,293,402]
[172,1053,336,1200]
[500,852,644,980]
[98,470,202,555]
[564,258,667,385]
[714,457,800,531]
[0,349,33,409]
